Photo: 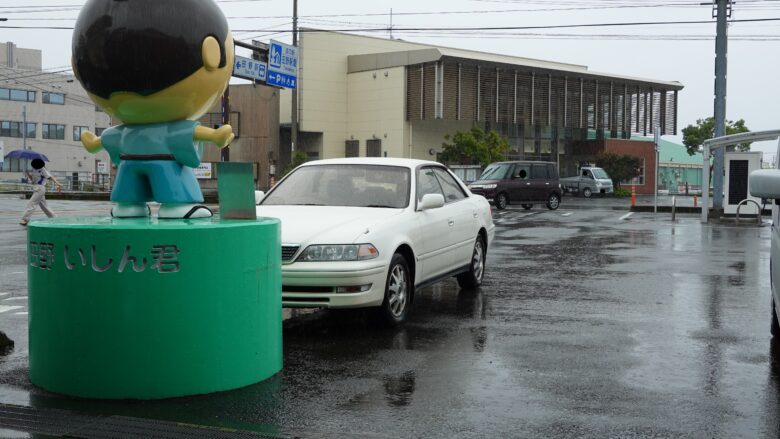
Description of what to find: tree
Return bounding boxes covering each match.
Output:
[681,117,751,156]
[281,151,307,177]
[595,152,641,190]
[440,127,510,167]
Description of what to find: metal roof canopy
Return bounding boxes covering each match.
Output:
[701,129,780,223]
[347,49,684,90]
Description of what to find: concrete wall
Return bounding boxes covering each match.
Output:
[0,42,42,70]
[408,119,475,161]
[346,66,406,158]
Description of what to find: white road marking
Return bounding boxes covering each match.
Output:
[0,305,23,314]
[14,312,28,316]
[560,212,573,217]
[2,296,27,301]
[620,212,634,221]
[0,293,7,297]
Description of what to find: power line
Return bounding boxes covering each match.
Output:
[4,16,780,32]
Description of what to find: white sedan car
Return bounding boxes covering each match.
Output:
[256,158,495,325]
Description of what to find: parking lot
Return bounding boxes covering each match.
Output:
[0,194,778,438]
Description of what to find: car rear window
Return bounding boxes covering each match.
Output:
[480,163,513,180]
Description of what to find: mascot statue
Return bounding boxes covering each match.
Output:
[72,0,235,218]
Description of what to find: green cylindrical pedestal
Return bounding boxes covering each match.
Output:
[27,216,281,399]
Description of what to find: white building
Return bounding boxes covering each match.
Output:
[280,31,682,175]
[0,42,111,189]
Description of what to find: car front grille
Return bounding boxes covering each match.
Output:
[281,245,300,262]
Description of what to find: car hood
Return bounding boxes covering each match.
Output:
[469,179,500,186]
[256,205,405,244]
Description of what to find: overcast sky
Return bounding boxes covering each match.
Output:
[4,0,780,160]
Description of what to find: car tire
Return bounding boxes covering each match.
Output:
[582,187,592,198]
[457,236,486,289]
[377,253,412,326]
[772,297,780,337]
[521,204,532,210]
[547,193,561,210]
[496,193,508,210]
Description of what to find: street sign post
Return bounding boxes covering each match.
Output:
[232,55,267,82]
[267,39,298,89]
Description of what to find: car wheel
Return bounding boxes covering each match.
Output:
[496,193,508,210]
[582,187,592,198]
[547,193,561,210]
[378,253,411,326]
[457,236,486,289]
[521,204,532,210]
[772,297,780,337]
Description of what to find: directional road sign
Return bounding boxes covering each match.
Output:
[267,40,298,89]
[233,55,267,82]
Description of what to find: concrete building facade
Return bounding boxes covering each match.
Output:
[0,42,111,189]
[281,31,683,181]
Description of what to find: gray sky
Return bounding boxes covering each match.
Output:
[4,0,780,160]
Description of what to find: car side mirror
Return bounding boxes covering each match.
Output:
[419,193,445,211]
[255,190,265,205]
[750,169,780,199]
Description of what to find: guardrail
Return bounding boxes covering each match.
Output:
[735,199,762,226]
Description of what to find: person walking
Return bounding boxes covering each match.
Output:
[20,158,63,226]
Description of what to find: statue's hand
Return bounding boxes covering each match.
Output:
[215,125,235,149]
[81,131,103,153]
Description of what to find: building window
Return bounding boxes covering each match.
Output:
[94,127,106,136]
[25,122,36,139]
[623,158,646,186]
[0,121,22,138]
[42,92,65,105]
[345,140,359,157]
[73,125,89,141]
[6,88,36,102]
[366,139,382,157]
[42,123,66,140]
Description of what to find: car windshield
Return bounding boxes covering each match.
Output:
[479,163,513,180]
[592,168,610,179]
[261,164,411,208]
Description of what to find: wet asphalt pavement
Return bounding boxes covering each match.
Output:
[0,194,779,438]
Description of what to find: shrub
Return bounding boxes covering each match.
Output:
[612,188,632,197]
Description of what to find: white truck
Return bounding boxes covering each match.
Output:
[560,166,614,198]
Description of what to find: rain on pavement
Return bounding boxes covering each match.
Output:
[0,195,779,438]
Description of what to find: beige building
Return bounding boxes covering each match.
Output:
[0,42,112,189]
[282,31,683,173]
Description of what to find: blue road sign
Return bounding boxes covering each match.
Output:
[232,55,267,82]
[268,40,297,89]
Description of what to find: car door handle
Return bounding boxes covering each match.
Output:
[526,183,531,186]
[473,211,479,218]
[448,219,455,227]
[546,182,550,185]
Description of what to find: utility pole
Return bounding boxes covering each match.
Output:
[221,87,230,161]
[712,0,731,211]
[22,105,27,150]
[291,0,298,154]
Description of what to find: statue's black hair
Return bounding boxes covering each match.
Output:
[72,0,229,99]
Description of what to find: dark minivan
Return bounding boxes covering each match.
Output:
[467,161,562,210]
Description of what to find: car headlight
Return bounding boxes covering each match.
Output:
[297,244,379,262]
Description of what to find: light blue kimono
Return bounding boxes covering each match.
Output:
[102,120,204,203]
